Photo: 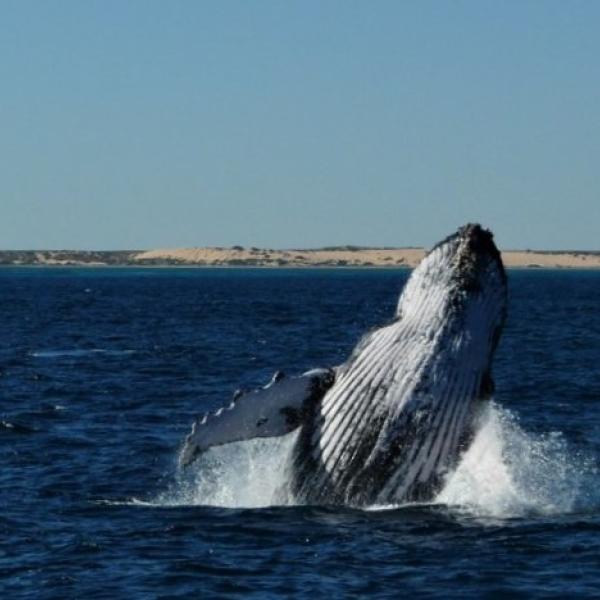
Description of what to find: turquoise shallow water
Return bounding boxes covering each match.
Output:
[1,268,599,598]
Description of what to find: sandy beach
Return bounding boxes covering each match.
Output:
[1,247,598,268]
[132,246,600,269]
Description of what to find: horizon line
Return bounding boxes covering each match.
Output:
[1,245,599,254]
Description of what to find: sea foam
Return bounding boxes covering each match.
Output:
[155,403,597,518]
[435,403,597,518]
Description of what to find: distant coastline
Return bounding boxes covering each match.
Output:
[1,246,599,269]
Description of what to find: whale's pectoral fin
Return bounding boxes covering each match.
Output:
[179,368,335,467]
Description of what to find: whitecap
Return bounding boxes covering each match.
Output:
[31,349,135,358]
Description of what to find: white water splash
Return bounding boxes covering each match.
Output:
[154,403,597,517]
[155,430,299,508]
[435,403,597,518]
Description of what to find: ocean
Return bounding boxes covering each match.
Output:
[1,267,599,598]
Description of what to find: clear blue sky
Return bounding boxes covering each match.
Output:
[1,1,598,250]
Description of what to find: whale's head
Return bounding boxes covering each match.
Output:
[396,223,507,362]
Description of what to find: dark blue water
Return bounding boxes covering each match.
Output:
[1,268,599,598]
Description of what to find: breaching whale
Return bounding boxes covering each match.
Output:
[180,224,507,506]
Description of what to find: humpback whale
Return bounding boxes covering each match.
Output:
[180,224,507,506]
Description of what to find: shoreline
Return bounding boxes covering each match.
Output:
[1,247,599,269]
[0,263,600,273]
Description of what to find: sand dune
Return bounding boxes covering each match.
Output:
[133,247,600,269]
[2,247,598,268]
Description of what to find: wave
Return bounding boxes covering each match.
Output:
[0,420,37,434]
[147,404,597,519]
[31,349,136,358]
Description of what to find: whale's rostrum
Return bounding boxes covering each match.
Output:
[180,224,507,507]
